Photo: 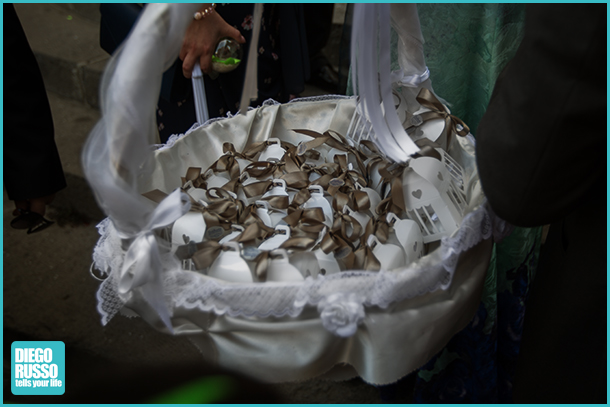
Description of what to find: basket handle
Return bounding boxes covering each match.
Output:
[192,62,209,124]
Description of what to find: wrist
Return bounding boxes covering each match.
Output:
[194,3,216,20]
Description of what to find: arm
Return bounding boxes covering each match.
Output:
[475,4,606,227]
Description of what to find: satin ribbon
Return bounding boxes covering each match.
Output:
[412,137,443,161]
[283,207,326,238]
[238,204,275,235]
[181,167,207,189]
[283,145,306,173]
[241,167,308,200]
[376,163,407,216]
[206,143,248,181]
[118,189,191,332]
[242,179,273,198]
[310,174,334,190]
[253,250,270,281]
[241,139,294,162]
[390,67,430,88]
[281,171,310,189]
[293,129,367,176]
[332,213,363,243]
[142,189,170,204]
[374,218,390,244]
[331,190,370,214]
[318,229,355,270]
[406,88,470,146]
[360,140,390,188]
[263,195,289,210]
[374,137,447,217]
[354,244,381,271]
[243,161,284,179]
[191,240,224,270]
[199,188,245,228]
[288,188,312,209]
[280,237,317,251]
[319,230,352,255]
[234,221,272,244]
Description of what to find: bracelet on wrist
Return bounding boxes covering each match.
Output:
[194,3,216,20]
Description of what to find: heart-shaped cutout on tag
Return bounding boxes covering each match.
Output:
[172,212,206,250]
[412,189,423,199]
[437,172,444,181]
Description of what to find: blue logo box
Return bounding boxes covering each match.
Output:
[11,341,65,396]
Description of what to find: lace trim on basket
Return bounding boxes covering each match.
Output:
[94,201,497,325]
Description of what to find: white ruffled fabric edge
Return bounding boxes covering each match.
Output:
[93,199,506,331]
[154,95,353,152]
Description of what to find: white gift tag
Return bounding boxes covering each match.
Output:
[355,182,382,217]
[289,251,320,278]
[258,225,290,251]
[313,249,341,275]
[297,142,326,167]
[326,148,348,164]
[364,157,384,194]
[326,148,358,171]
[262,179,289,199]
[186,188,209,204]
[393,90,408,127]
[303,185,333,227]
[237,172,260,205]
[254,200,273,227]
[403,156,463,243]
[310,227,340,276]
[287,187,299,205]
[241,245,263,282]
[236,157,252,173]
[259,138,286,162]
[203,168,231,189]
[386,213,425,264]
[255,200,285,228]
[410,106,447,150]
[171,212,206,249]
[219,224,245,244]
[267,249,305,282]
[208,242,253,283]
[343,205,370,230]
[367,234,405,271]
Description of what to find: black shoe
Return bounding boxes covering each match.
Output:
[10,210,38,229]
[26,214,54,234]
[10,211,54,234]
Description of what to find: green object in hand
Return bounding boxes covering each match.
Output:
[211,56,241,65]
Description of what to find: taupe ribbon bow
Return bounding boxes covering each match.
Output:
[407,88,470,146]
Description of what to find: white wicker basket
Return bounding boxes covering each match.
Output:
[83,4,502,385]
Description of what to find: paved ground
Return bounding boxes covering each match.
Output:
[4,3,413,403]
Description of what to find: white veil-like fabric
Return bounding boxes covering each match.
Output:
[82,4,199,330]
[83,3,198,234]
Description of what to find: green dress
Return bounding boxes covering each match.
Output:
[350,4,543,402]
[415,5,542,402]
